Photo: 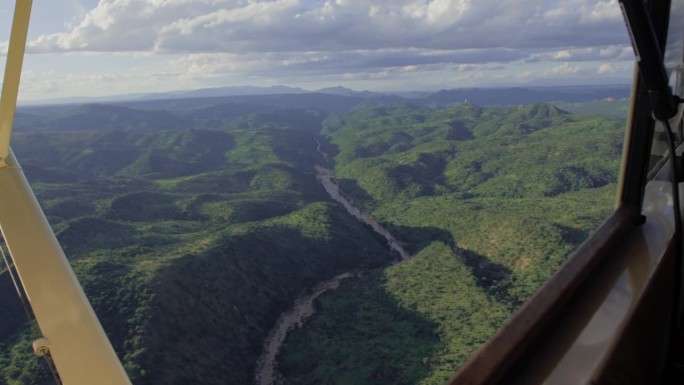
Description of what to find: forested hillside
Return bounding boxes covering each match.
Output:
[0,97,623,385]
[1,105,395,385]
[279,103,623,385]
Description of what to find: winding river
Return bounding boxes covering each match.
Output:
[253,139,411,385]
[315,165,410,261]
[253,271,357,385]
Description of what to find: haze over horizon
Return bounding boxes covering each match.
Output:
[0,0,634,101]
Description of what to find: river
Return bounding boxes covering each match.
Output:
[254,140,411,385]
[314,165,410,260]
[253,271,358,385]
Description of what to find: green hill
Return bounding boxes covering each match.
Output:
[277,103,622,384]
[0,99,623,385]
[1,104,394,385]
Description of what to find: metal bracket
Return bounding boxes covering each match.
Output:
[32,337,50,357]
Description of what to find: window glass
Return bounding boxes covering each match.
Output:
[649,0,684,175]
[0,3,631,385]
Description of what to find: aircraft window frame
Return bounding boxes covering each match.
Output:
[646,0,684,178]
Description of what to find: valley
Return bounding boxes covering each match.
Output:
[0,92,623,385]
[256,156,415,385]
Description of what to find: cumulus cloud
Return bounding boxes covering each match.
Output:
[598,62,614,74]
[16,0,635,97]
[161,48,529,84]
[546,62,579,75]
[28,0,628,54]
[597,61,632,75]
[530,45,633,62]
[19,70,130,98]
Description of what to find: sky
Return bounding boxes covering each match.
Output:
[0,0,635,101]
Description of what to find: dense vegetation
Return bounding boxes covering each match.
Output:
[1,104,394,385]
[278,103,622,384]
[0,95,623,385]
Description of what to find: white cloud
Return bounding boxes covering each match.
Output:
[456,64,478,71]
[516,70,534,80]
[19,70,134,99]
[531,45,633,62]
[597,62,632,75]
[12,0,636,99]
[580,0,621,23]
[598,62,614,74]
[28,0,628,54]
[547,62,579,75]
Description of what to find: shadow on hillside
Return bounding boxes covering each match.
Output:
[279,271,442,385]
[385,223,456,255]
[314,135,340,165]
[57,217,137,257]
[459,249,515,304]
[385,223,515,303]
[143,217,394,385]
[336,178,376,208]
[381,153,448,198]
[78,262,143,359]
[21,164,79,183]
[556,223,589,246]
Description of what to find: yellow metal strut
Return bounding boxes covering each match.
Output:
[0,2,132,384]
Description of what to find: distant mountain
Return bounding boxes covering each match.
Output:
[14,93,385,134]
[420,85,631,106]
[316,86,380,98]
[114,93,394,115]
[15,104,191,132]
[385,90,432,99]
[20,84,632,108]
[155,85,308,99]
[15,84,633,137]
[19,85,309,106]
